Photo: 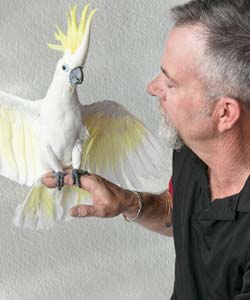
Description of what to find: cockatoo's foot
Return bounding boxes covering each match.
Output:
[72,169,90,188]
[53,171,67,191]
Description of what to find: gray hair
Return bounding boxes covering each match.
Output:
[171,0,250,105]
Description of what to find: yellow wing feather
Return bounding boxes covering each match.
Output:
[82,112,146,172]
[0,106,44,186]
[81,100,168,190]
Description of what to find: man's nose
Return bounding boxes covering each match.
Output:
[147,75,164,98]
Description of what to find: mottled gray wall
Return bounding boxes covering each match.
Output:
[0,1,185,299]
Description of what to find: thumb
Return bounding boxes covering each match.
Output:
[69,205,98,218]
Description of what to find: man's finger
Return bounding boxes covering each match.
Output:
[41,173,57,188]
[79,173,102,191]
[69,205,99,218]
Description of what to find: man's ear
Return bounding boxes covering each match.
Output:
[215,98,241,133]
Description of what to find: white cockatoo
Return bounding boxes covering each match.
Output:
[0,3,168,230]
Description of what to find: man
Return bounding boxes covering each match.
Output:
[42,0,250,299]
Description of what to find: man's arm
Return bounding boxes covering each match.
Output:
[42,170,173,236]
[123,190,173,236]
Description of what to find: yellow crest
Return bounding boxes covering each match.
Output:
[47,3,97,54]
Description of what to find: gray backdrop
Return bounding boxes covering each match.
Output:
[0,0,185,299]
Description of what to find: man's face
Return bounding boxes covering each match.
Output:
[147,26,215,149]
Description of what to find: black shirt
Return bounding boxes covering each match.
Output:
[171,146,250,300]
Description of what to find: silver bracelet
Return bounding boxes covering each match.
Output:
[122,191,143,222]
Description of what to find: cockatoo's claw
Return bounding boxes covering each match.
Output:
[72,169,90,188]
[53,171,67,191]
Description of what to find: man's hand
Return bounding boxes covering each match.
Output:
[41,169,173,236]
[41,169,138,219]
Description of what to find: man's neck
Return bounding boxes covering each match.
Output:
[189,130,250,201]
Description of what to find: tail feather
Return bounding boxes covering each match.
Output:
[52,185,91,222]
[14,181,91,230]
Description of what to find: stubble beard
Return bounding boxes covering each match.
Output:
[158,102,183,150]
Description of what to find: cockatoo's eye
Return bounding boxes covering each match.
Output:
[62,64,70,72]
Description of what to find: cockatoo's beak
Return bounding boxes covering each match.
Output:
[70,66,84,85]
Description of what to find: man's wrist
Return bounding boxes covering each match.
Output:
[122,191,143,222]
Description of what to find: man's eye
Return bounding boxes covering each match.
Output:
[165,82,174,89]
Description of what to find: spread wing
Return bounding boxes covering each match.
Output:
[0,90,44,186]
[81,100,168,190]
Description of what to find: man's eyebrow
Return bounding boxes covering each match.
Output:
[160,66,178,84]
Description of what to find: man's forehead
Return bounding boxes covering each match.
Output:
[161,25,204,81]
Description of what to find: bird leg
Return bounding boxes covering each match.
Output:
[52,171,67,191]
[72,169,90,188]
[71,137,89,188]
[41,145,66,191]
